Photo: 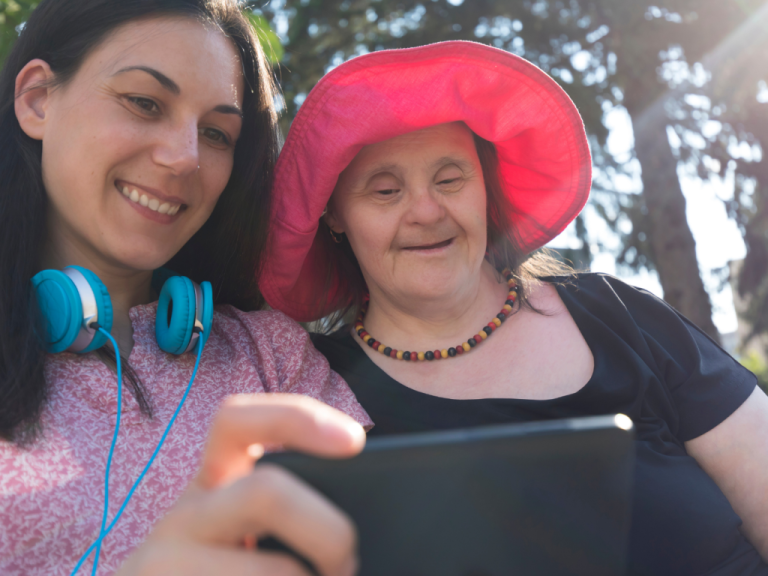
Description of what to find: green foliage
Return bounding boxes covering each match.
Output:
[246,10,284,64]
[0,0,36,67]
[740,350,768,393]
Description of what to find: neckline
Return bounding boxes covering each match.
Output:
[335,278,600,405]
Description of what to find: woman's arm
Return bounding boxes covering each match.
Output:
[686,386,768,560]
[117,394,364,576]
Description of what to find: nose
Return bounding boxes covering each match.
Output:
[152,119,200,176]
[405,184,446,225]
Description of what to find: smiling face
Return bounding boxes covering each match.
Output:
[327,122,489,306]
[29,17,244,272]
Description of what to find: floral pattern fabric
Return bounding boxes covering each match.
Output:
[0,304,371,575]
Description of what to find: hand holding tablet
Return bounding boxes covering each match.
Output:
[262,415,635,576]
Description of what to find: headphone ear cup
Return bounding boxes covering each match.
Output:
[156,276,196,355]
[31,270,83,353]
[200,281,213,346]
[70,266,113,353]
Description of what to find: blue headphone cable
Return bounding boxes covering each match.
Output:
[70,329,205,575]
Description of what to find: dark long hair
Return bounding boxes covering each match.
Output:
[317,132,571,330]
[0,0,280,443]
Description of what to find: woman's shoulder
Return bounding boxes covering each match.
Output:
[215,305,302,329]
[210,306,312,353]
[541,272,672,320]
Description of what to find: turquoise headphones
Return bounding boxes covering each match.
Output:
[30,265,214,355]
[30,265,214,575]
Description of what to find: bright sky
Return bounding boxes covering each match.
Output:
[548,106,746,335]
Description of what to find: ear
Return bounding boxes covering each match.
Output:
[323,207,345,235]
[14,59,55,141]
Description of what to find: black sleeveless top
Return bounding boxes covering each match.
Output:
[311,273,766,576]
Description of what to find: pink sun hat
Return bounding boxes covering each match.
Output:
[259,40,592,322]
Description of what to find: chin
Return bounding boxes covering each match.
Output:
[107,243,181,272]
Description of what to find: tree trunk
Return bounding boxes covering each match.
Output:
[631,112,721,342]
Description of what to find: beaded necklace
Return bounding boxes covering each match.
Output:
[354,269,518,361]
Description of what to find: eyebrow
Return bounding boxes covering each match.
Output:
[213,104,243,118]
[113,65,179,95]
[362,164,399,186]
[365,157,471,179]
[112,66,243,118]
[431,156,474,171]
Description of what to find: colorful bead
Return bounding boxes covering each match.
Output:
[356,274,518,361]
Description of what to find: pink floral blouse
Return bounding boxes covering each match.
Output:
[0,303,371,575]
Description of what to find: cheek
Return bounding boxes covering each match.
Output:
[460,189,488,242]
[345,209,397,260]
[198,151,234,211]
[42,103,142,201]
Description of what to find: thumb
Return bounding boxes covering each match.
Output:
[195,394,366,490]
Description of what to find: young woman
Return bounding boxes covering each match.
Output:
[260,42,768,575]
[0,1,369,574]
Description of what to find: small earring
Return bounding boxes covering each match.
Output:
[329,228,343,244]
[321,206,328,217]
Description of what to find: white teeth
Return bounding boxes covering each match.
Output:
[120,184,181,215]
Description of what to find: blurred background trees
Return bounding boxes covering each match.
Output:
[1,0,767,373]
[248,0,768,358]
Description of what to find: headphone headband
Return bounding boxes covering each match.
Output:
[184,281,205,354]
[62,267,99,353]
[32,267,213,356]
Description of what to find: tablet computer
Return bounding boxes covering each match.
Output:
[260,414,635,576]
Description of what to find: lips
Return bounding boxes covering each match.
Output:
[403,238,454,250]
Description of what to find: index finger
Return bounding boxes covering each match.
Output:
[195,394,366,489]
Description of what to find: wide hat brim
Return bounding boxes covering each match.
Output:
[260,41,591,322]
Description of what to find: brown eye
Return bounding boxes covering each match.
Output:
[200,127,230,146]
[128,96,160,114]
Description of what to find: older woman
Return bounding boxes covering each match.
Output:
[0,1,369,575]
[260,42,768,575]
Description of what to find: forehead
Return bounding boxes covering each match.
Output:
[75,16,243,105]
[346,122,478,173]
